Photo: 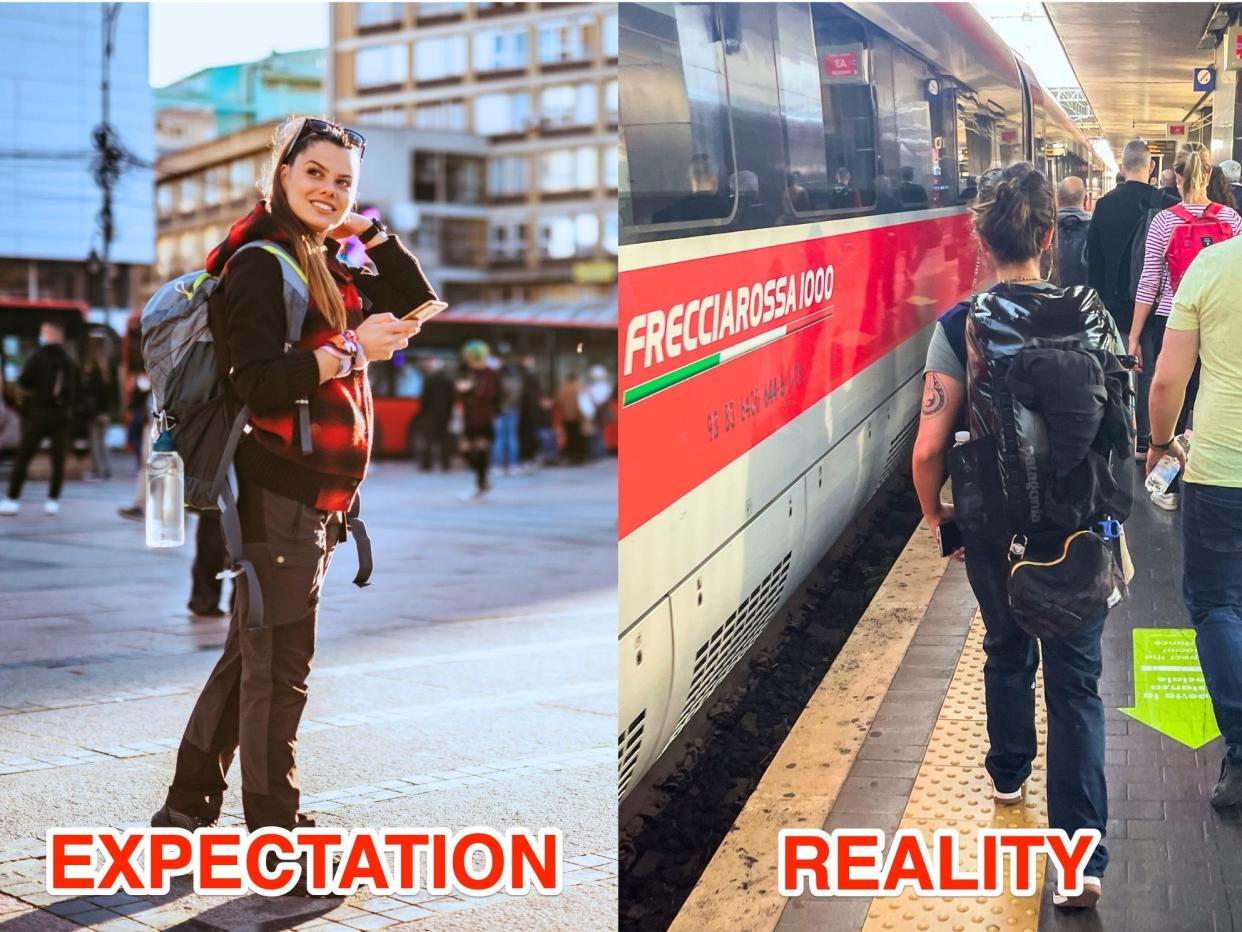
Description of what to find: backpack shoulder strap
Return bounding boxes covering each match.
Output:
[228,240,314,455]
[1204,202,1223,219]
[1169,204,1194,224]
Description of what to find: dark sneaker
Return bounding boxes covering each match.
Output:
[1210,757,1242,809]
[150,803,216,831]
[1053,875,1101,909]
[187,603,227,617]
[118,506,143,522]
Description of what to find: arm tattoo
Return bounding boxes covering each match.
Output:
[922,374,947,417]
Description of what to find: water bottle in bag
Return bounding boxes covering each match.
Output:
[145,430,185,548]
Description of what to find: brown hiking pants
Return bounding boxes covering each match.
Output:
[168,481,342,830]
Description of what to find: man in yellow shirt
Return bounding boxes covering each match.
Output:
[1148,233,1242,809]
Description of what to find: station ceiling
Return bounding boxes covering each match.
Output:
[1045,3,1220,152]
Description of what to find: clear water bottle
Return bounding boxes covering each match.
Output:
[1144,433,1190,495]
[145,430,185,548]
[954,430,971,447]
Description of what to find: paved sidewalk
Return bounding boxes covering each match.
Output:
[0,459,618,930]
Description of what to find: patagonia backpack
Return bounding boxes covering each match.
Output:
[951,285,1137,638]
[1165,203,1233,294]
[140,241,311,631]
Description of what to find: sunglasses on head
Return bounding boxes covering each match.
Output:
[285,118,366,163]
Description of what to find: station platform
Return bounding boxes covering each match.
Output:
[0,460,617,930]
[673,483,1242,932]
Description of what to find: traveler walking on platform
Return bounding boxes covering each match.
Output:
[1129,146,1240,511]
[1221,158,1242,204]
[556,370,587,464]
[1086,139,1176,457]
[913,163,1123,908]
[494,354,524,475]
[1159,168,1182,202]
[152,116,432,861]
[1148,232,1242,809]
[413,357,454,472]
[1055,176,1091,287]
[0,321,80,517]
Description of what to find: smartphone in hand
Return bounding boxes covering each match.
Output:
[937,519,963,557]
[403,300,448,323]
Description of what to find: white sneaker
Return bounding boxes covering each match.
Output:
[993,781,1025,805]
[1053,875,1102,908]
[0,498,18,516]
[1151,490,1180,511]
[44,500,60,516]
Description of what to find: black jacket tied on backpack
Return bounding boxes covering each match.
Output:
[960,283,1136,546]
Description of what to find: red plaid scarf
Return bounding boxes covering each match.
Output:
[206,202,371,511]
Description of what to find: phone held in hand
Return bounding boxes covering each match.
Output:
[403,300,449,323]
[937,519,963,557]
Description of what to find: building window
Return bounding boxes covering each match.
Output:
[355,44,409,89]
[602,12,618,57]
[603,212,618,254]
[157,184,174,218]
[179,178,200,214]
[415,2,465,19]
[604,79,618,122]
[540,148,598,193]
[488,220,527,261]
[538,84,596,129]
[203,167,221,207]
[157,236,175,276]
[356,2,402,29]
[473,25,528,73]
[488,157,530,197]
[538,14,593,65]
[603,146,618,189]
[414,35,467,82]
[230,159,255,200]
[447,157,483,203]
[414,99,467,130]
[473,91,530,135]
[356,106,407,127]
[538,212,598,259]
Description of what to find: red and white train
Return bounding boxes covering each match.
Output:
[617,1,1104,798]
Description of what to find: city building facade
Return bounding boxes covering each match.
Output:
[155,49,326,155]
[328,1,618,306]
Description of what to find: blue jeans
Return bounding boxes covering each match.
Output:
[1181,483,1242,764]
[964,546,1109,877]
[492,410,520,469]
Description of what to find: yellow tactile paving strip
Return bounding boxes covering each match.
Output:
[862,613,1049,932]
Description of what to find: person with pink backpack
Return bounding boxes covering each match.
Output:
[1129,145,1242,511]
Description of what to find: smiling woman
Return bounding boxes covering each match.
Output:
[149,115,440,873]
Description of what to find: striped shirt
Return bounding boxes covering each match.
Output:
[1135,203,1242,317]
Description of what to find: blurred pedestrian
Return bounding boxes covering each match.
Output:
[494,354,524,475]
[1055,176,1091,287]
[1208,164,1237,211]
[0,321,80,516]
[1159,168,1181,202]
[188,511,228,617]
[557,370,586,464]
[80,342,118,481]
[586,364,614,460]
[457,339,500,498]
[517,354,543,472]
[1221,158,1242,205]
[118,372,152,521]
[413,357,454,472]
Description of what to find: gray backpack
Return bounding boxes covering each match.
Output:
[140,241,311,630]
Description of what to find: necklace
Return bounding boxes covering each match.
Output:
[996,275,1043,285]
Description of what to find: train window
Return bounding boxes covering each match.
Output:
[871,39,947,211]
[772,3,830,214]
[618,3,736,231]
[809,5,876,211]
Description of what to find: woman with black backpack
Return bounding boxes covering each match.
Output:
[150,116,435,879]
[912,163,1124,910]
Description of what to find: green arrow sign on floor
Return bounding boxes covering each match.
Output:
[1120,628,1221,749]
